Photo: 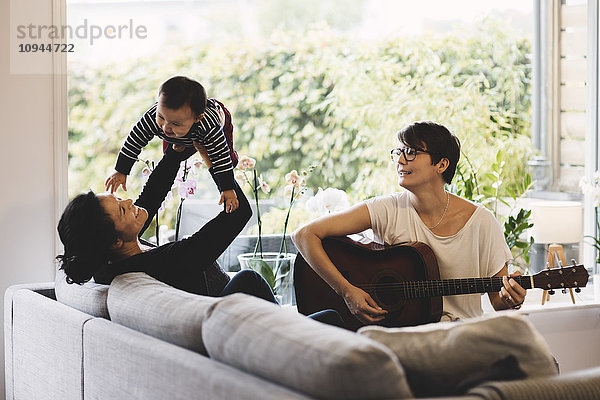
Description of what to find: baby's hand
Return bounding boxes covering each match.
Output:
[219,189,239,213]
[105,171,127,193]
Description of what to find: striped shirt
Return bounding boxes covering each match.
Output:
[115,98,235,191]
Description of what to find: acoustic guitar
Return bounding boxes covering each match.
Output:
[293,236,589,331]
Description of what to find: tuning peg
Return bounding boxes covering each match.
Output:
[571,259,577,266]
[575,288,581,293]
[562,289,567,294]
[549,289,556,295]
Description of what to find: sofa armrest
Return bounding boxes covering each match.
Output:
[5,282,55,300]
[468,367,600,400]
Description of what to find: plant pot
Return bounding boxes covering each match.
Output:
[238,252,296,305]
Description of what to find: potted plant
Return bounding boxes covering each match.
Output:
[236,156,314,304]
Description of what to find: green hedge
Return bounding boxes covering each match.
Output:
[68,18,533,230]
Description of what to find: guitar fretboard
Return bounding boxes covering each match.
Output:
[375,276,533,299]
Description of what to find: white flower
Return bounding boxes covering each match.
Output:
[305,195,322,214]
[306,187,350,214]
[238,156,256,170]
[285,170,302,188]
[234,170,247,186]
[284,184,295,198]
[581,172,600,207]
[259,177,271,194]
[177,178,197,199]
[192,158,203,174]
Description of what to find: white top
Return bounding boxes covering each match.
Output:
[364,191,512,321]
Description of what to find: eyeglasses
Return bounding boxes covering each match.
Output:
[390,147,431,163]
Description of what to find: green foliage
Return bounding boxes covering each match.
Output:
[68,18,533,232]
[504,210,535,264]
[247,259,276,289]
[585,216,600,264]
[451,147,535,270]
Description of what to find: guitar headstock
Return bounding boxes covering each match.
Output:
[532,265,589,291]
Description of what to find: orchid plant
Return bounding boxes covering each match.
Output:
[235,155,270,257]
[173,159,202,241]
[141,156,202,245]
[235,156,315,292]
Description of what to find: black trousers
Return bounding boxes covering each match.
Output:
[220,270,344,328]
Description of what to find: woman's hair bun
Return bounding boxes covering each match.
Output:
[56,254,97,284]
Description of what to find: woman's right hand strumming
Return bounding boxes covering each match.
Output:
[342,284,388,324]
[292,202,388,325]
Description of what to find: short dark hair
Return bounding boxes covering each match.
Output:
[158,76,207,116]
[397,121,461,184]
[56,191,118,284]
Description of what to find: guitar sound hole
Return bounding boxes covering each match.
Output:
[374,276,401,307]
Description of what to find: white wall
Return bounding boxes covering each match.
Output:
[525,305,600,373]
[1,0,61,398]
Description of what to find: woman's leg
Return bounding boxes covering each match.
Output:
[307,309,345,328]
[220,270,345,328]
[219,269,277,303]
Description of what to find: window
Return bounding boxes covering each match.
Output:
[67,0,536,227]
[532,0,588,193]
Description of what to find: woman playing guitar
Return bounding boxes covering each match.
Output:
[292,121,527,325]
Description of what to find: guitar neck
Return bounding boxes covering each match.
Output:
[398,275,533,299]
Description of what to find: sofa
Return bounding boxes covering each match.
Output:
[5,267,600,400]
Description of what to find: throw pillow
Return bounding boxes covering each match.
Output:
[107,272,218,355]
[358,313,558,397]
[202,293,413,400]
[54,266,110,318]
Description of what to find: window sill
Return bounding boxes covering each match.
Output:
[483,274,600,315]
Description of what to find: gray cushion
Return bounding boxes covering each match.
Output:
[54,267,110,318]
[107,272,218,355]
[83,318,312,400]
[359,313,558,396]
[202,293,413,400]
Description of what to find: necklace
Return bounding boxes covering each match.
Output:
[428,192,450,230]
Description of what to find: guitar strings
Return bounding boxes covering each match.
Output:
[352,278,525,299]
[355,277,515,289]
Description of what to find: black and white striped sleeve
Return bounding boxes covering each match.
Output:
[198,109,235,191]
[115,103,160,175]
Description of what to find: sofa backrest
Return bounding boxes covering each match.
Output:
[105,274,413,399]
[54,267,110,319]
[107,272,218,355]
[202,293,413,400]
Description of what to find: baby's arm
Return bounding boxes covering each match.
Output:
[108,103,160,193]
[193,141,239,213]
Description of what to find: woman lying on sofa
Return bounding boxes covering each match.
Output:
[56,143,342,326]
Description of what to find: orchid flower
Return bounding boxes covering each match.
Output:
[192,158,203,174]
[238,156,256,171]
[236,155,265,257]
[259,176,271,194]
